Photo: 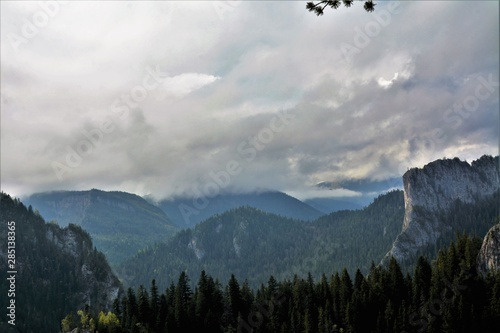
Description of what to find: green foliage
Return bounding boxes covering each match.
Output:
[61,313,76,332]
[98,311,121,333]
[72,235,499,333]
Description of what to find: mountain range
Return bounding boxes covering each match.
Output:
[23,176,402,267]
[155,190,324,228]
[119,190,405,289]
[21,156,499,281]
[2,155,499,332]
[24,188,365,265]
[116,155,499,290]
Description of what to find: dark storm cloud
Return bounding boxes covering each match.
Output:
[1,1,498,199]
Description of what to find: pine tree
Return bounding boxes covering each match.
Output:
[137,285,151,327]
[412,256,432,308]
[126,288,139,329]
[157,294,168,333]
[226,274,242,328]
[174,272,192,331]
[339,268,353,325]
[388,257,405,305]
[150,279,160,330]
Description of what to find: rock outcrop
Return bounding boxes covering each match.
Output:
[477,223,500,276]
[0,192,123,332]
[45,223,122,310]
[383,155,499,264]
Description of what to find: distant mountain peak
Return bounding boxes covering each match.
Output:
[157,190,323,228]
[23,189,178,267]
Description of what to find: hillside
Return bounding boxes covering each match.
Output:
[68,235,500,333]
[119,190,405,290]
[0,192,122,333]
[157,190,324,228]
[23,189,178,267]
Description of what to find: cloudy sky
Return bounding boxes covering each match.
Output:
[1,0,498,200]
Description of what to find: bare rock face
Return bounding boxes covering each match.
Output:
[477,223,500,276]
[45,224,122,310]
[383,155,499,264]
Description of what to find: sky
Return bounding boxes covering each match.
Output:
[1,0,499,201]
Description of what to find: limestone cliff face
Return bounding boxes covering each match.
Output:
[384,155,499,263]
[0,192,123,332]
[45,224,122,309]
[477,223,500,276]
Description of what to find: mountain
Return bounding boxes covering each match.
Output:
[23,189,178,267]
[0,192,122,333]
[157,190,324,228]
[477,221,500,276]
[383,155,500,266]
[118,190,404,290]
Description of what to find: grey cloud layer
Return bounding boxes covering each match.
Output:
[1,1,498,199]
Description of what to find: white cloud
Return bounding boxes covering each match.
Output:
[1,1,498,199]
[156,73,220,100]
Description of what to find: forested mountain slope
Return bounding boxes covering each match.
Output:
[24,189,178,266]
[66,235,500,333]
[119,190,405,290]
[0,192,122,333]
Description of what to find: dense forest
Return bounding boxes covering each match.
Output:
[62,234,500,333]
[119,190,405,289]
[118,189,500,291]
[0,193,121,333]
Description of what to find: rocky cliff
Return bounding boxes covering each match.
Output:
[0,192,122,332]
[383,155,500,264]
[45,223,121,309]
[477,222,500,276]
